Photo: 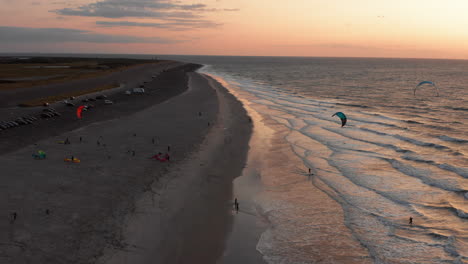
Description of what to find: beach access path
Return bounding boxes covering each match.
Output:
[0,64,252,263]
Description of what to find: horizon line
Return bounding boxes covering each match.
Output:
[0,51,466,61]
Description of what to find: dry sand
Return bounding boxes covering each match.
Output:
[0,67,252,263]
[98,73,252,264]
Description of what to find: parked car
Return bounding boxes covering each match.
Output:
[104,100,113,105]
[132,88,145,94]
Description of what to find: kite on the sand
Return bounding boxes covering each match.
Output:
[76,105,86,119]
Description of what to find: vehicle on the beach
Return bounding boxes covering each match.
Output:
[132,88,145,94]
[124,90,132,95]
[96,95,107,100]
[104,100,113,105]
[66,102,75,107]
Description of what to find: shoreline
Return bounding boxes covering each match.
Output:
[98,73,253,263]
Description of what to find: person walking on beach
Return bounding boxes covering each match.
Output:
[409,217,413,225]
[234,198,239,212]
[11,212,17,223]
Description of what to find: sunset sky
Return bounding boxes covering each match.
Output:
[1,0,468,59]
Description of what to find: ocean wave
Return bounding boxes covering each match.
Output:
[444,106,468,112]
[393,135,450,150]
[401,154,436,164]
[405,120,424,124]
[437,164,468,179]
[383,158,465,192]
[319,126,413,154]
[360,127,391,136]
[354,118,404,129]
[438,135,468,144]
[335,102,371,108]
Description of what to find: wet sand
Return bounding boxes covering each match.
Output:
[0,66,252,263]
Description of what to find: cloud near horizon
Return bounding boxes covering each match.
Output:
[50,0,238,31]
[0,26,180,44]
[53,0,238,18]
[96,19,222,30]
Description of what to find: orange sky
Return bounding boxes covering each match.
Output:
[1,0,468,59]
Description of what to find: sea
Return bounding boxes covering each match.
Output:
[7,53,467,263]
[168,56,468,264]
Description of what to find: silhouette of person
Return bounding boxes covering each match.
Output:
[409,217,413,225]
[11,212,17,223]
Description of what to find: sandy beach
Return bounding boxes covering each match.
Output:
[0,62,252,263]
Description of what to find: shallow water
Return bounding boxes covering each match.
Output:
[166,56,468,263]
